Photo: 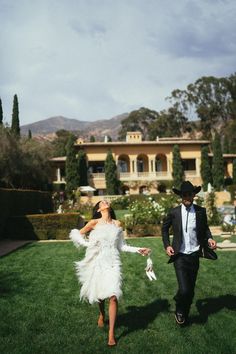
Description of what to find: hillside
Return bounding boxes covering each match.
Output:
[20,114,128,140]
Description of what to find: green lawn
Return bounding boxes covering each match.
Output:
[0,239,236,354]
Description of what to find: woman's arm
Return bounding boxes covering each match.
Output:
[117,224,150,255]
[69,219,97,248]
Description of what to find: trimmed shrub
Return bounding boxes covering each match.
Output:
[3,213,84,240]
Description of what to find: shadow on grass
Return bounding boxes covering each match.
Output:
[191,294,236,324]
[116,299,170,338]
[0,271,27,297]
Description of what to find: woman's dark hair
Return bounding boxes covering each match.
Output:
[92,201,116,219]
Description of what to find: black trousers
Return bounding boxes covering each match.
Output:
[174,252,199,317]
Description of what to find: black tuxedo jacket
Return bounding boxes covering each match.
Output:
[162,204,213,263]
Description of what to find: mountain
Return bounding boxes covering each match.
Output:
[20,113,129,140]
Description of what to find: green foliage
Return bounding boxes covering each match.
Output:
[52,130,75,157]
[205,192,221,225]
[11,94,20,137]
[172,144,184,189]
[200,145,212,191]
[90,135,96,142]
[148,107,188,140]
[118,107,159,140]
[104,150,119,194]
[169,74,236,140]
[233,159,236,184]
[77,149,88,186]
[212,132,224,191]
[4,213,84,240]
[0,188,53,238]
[0,127,53,189]
[28,129,32,139]
[65,135,79,193]
[0,97,3,125]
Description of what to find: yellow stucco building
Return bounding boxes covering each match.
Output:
[51,132,235,195]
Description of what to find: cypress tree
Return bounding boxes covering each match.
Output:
[200,145,212,191]
[223,135,230,153]
[172,144,184,189]
[77,149,88,186]
[233,159,236,185]
[90,135,96,142]
[212,132,224,191]
[105,150,119,195]
[28,129,32,139]
[0,98,3,125]
[11,94,20,137]
[65,135,79,193]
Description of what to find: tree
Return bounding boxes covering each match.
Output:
[212,132,224,191]
[52,130,75,157]
[233,159,236,185]
[77,149,88,186]
[11,94,20,137]
[28,129,32,139]
[105,150,119,195]
[118,107,159,140]
[0,98,3,125]
[148,106,189,139]
[168,74,236,139]
[0,127,52,189]
[200,146,212,191]
[172,145,184,189]
[90,135,96,142]
[65,135,79,193]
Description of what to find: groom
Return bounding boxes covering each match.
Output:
[162,181,217,325]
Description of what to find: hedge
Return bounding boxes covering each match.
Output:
[3,213,84,240]
[0,188,53,239]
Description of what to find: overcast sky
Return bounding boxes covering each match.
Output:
[1,0,236,126]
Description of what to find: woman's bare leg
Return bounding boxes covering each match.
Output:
[108,295,118,346]
[98,299,105,327]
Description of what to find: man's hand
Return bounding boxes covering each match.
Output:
[166,246,175,257]
[208,238,217,249]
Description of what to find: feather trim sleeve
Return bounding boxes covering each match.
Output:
[117,229,140,253]
[69,229,89,248]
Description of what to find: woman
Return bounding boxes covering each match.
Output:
[69,199,151,346]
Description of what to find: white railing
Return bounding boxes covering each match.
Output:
[89,171,171,180]
[184,170,197,176]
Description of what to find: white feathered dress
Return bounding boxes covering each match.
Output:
[70,222,140,304]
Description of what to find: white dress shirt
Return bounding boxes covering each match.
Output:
[179,203,200,254]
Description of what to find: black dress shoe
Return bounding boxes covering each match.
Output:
[175,312,185,325]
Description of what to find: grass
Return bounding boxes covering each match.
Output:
[0,238,236,354]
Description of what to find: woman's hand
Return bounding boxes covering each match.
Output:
[138,248,151,256]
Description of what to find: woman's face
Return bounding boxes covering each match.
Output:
[98,200,110,212]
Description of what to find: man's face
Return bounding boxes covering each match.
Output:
[181,192,195,207]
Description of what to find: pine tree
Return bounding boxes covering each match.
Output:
[172,144,184,189]
[77,149,88,186]
[11,94,20,137]
[65,135,79,193]
[28,129,32,139]
[200,146,212,191]
[233,159,236,185]
[105,150,119,195]
[212,132,224,191]
[0,98,3,125]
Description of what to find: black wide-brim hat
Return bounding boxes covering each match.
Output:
[172,181,201,196]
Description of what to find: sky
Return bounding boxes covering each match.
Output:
[1,0,236,126]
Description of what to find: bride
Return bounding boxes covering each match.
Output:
[69,199,151,346]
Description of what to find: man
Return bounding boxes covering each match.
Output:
[162,181,217,325]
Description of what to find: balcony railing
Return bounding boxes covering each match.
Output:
[90,171,171,180]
